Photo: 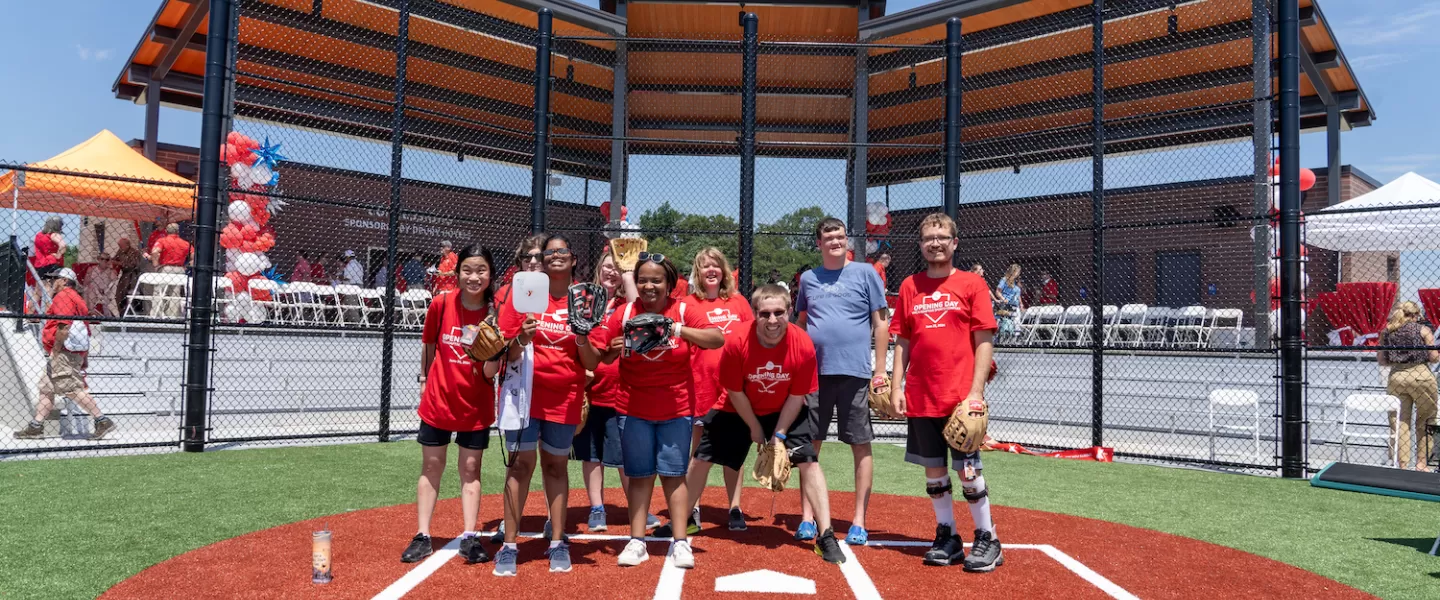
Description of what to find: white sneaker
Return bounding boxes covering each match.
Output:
[669,539,695,569]
[618,538,650,567]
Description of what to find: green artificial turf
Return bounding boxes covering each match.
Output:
[0,441,1434,599]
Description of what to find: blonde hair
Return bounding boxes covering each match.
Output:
[592,248,617,290]
[1004,263,1021,283]
[690,247,737,300]
[1385,301,1422,334]
[750,284,791,312]
[918,213,958,239]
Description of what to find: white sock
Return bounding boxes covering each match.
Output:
[504,542,517,551]
[927,476,955,528]
[964,475,995,535]
[462,531,476,539]
[550,540,564,549]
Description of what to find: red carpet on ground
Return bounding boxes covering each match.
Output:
[102,488,1373,599]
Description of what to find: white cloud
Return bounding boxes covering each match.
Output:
[1343,5,1440,46]
[1347,53,1410,70]
[1368,154,1440,177]
[76,45,91,60]
[75,45,114,61]
[94,49,113,60]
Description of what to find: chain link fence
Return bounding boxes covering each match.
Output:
[3,0,1414,477]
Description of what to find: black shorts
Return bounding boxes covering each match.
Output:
[905,416,982,472]
[417,421,490,451]
[694,407,818,472]
[571,404,623,466]
[805,375,874,445]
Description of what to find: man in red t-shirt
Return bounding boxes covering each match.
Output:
[1037,271,1059,306]
[144,223,193,318]
[872,251,891,291]
[13,269,115,441]
[888,213,1002,572]
[685,284,846,563]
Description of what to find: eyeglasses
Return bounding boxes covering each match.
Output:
[922,235,955,244]
[520,253,543,262]
[542,248,572,257]
[757,310,786,320]
[637,252,666,264]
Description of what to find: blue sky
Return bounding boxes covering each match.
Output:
[2,0,1439,294]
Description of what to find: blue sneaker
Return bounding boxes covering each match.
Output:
[645,513,662,531]
[846,525,869,545]
[547,542,573,573]
[795,521,818,541]
[588,507,608,532]
[492,545,518,577]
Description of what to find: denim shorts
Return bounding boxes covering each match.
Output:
[503,418,577,456]
[571,404,623,468]
[620,415,692,478]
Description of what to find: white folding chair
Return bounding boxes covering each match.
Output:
[1208,309,1244,348]
[400,289,432,327]
[358,288,386,326]
[1053,305,1093,346]
[212,278,234,322]
[1106,303,1148,347]
[1208,389,1262,463]
[313,285,342,325]
[247,279,282,323]
[1022,305,1064,346]
[1172,306,1210,348]
[333,284,367,326]
[1341,393,1401,467]
[1140,307,1173,347]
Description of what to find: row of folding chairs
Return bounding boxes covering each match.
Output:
[1005,304,1245,348]
[1206,389,1405,468]
[223,281,432,327]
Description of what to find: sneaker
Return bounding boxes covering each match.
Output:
[669,539,695,569]
[544,519,552,538]
[922,524,965,566]
[795,521,818,541]
[814,528,846,564]
[460,535,490,564]
[963,529,1004,573]
[547,542,573,573]
[492,545,519,576]
[13,422,43,440]
[400,533,433,563]
[90,417,115,441]
[490,522,505,544]
[588,507,608,532]
[653,508,701,538]
[845,525,868,545]
[618,538,650,566]
[645,514,662,531]
[727,508,747,531]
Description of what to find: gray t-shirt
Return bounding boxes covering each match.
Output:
[796,262,887,378]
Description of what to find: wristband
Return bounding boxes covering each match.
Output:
[774,432,787,440]
[417,374,426,383]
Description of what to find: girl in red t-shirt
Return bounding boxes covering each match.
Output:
[589,253,723,568]
[685,247,753,528]
[404,244,502,565]
[30,217,65,279]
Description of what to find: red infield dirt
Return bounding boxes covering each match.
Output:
[102,488,1373,600]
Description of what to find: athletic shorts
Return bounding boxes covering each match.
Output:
[694,407,818,472]
[905,416,982,472]
[571,404,623,467]
[805,375,874,445]
[503,418,577,456]
[417,421,490,451]
[621,415,691,478]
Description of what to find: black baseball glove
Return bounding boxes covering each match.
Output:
[623,313,674,356]
[567,283,608,336]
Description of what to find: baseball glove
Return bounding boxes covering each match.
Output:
[867,375,892,418]
[609,237,648,272]
[574,394,591,436]
[567,283,607,336]
[753,439,792,492]
[623,313,673,356]
[942,397,990,454]
[465,320,508,363]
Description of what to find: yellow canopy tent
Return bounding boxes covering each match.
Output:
[0,130,195,226]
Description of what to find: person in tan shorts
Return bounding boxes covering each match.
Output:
[1377,301,1439,470]
[14,268,115,441]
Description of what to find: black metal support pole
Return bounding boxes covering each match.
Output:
[942,18,962,223]
[1252,0,1272,352]
[378,0,410,442]
[1278,0,1305,478]
[182,0,232,453]
[1089,0,1105,449]
[738,13,758,296]
[144,82,161,161]
[1327,105,1341,207]
[531,9,554,234]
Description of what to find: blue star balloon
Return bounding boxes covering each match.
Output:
[253,137,287,171]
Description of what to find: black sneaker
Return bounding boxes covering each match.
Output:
[922,524,964,566]
[963,529,1004,572]
[727,508,747,531]
[401,533,433,563]
[460,535,490,564]
[653,508,701,538]
[489,521,506,544]
[814,528,846,564]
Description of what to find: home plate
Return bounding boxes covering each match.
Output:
[715,569,817,594]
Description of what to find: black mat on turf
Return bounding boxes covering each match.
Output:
[1315,462,1440,499]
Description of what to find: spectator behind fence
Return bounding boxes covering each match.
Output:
[82,253,119,317]
[1377,301,1440,471]
[144,223,193,318]
[872,252,891,291]
[13,268,115,441]
[1037,271,1059,306]
[971,263,1002,303]
[292,251,313,284]
[403,253,427,291]
[31,217,66,280]
[996,264,1023,339]
[342,250,364,286]
[114,238,142,316]
[434,240,458,293]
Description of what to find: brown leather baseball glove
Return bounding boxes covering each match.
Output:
[753,439,792,492]
[608,237,648,273]
[465,320,508,363]
[867,375,892,418]
[942,397,989,454]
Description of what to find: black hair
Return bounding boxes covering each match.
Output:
[636,255,680,295]
[542,232,577,276]
[455,243,497,307]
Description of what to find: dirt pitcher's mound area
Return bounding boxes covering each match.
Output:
[104,488,1373,599]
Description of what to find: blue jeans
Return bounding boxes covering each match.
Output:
[620,416,692,478]
[503,418,577,456]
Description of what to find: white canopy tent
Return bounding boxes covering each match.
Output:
[1306,172,1440,251]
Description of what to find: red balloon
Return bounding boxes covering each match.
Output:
[599,201,611,222]
[1299,168,1316,192]
[621,206,628,221]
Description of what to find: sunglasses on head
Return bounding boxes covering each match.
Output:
[637,252,666,264]
[757,310,786,320]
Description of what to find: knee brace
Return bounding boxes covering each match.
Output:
[961,476,988,504]
[926,477,953,499]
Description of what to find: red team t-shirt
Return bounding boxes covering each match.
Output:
[589,298,714,420]
[586,298,624,409]
[419,292,496,431]
[43,287,88,355]
[718,324,818,416]
[688,294,755,416]
[889,271,998,418]
[500,291,587,425]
